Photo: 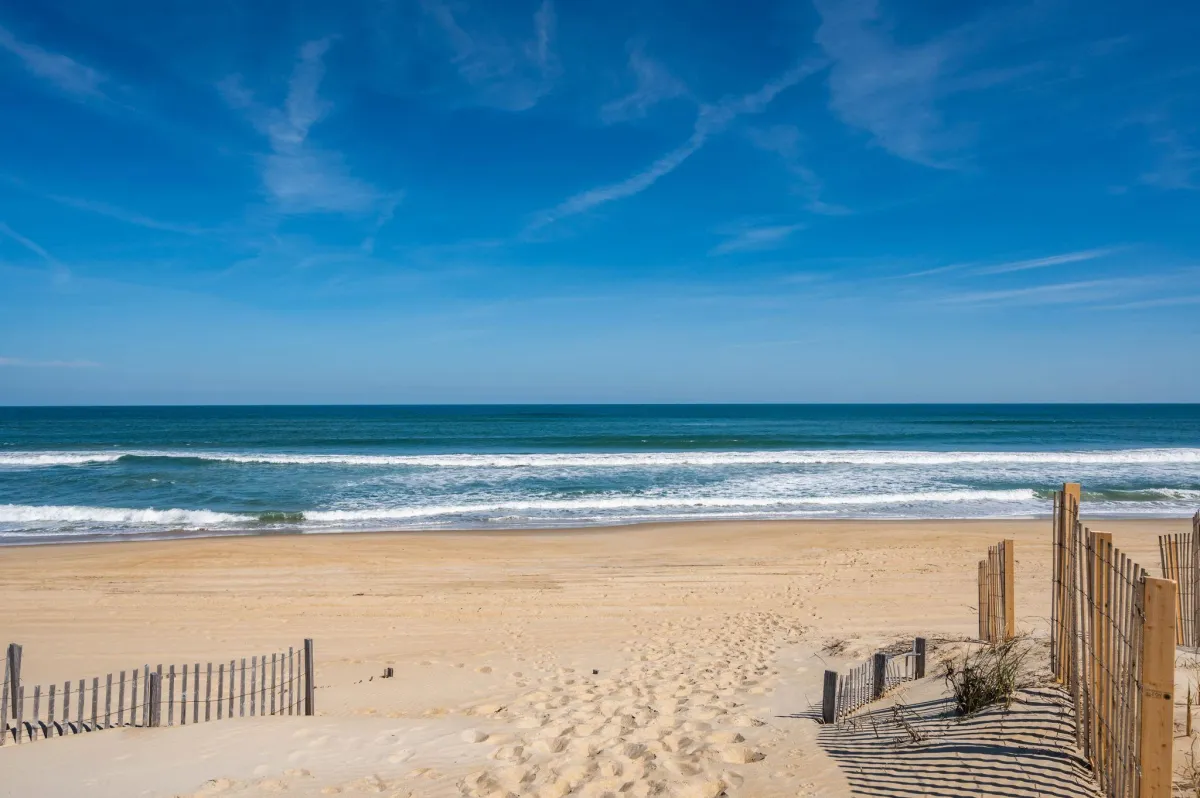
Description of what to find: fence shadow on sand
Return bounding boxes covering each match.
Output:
[816,686,1099,798]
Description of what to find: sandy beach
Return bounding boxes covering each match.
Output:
[0,517,1190,797]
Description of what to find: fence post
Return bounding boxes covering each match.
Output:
[978,561,987,640]
[303,639,315,716]
[914,638,926,679]
[821,670,837,724]
[1140,576,1175,798]
[148,672,162,728]
[6,643,20,720]
[1002,539,1015,640]
[872,652,887,700]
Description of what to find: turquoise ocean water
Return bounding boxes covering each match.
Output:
[1,405,1199,544]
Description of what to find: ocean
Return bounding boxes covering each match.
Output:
[1,404,1199,544]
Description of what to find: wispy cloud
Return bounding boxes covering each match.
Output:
[530,58,825,230]
[1098,294,1200,310]
[1140,121,1199,191]
[745,125,846,215]
[3,177,203,234]
[812,0,1032,168]
[420,0,560,111]
[710,223,805,256]
[0,357,100,368]
[940,277,1148,306]
[971,248,1113,275]
[221,39,394,216]
[600,43,689,124]
[0,24,106,100]
[0,221,69,281]
[897,263,971,279]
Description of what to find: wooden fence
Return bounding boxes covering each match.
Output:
[1,639,314,745]
[978,539,1015,643]
[1158,512,1200,647]
[1049,483,1175,798]
[821,638,927,725]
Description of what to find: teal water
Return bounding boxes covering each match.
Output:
[1,405,1199,544]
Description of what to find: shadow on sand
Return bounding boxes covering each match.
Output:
[813,686,1099,798]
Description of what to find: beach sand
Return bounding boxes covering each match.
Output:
[0,517,1190,797]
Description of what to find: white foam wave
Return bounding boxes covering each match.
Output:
[0,504,251,526]
[0,452,124,466]
[4,448,1200,468]
[303,489,1037,522]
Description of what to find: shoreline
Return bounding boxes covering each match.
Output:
[2,509,1196,549]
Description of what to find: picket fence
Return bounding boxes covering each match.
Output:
[978,538,1015,643]
[1,639,314,745]
[821,638,927,725]
[1158,513,1200,647]
[1049,483,1175,798]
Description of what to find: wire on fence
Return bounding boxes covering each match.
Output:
[1158,512,1200,648]
[1,639,314,746]
[821,638,926,725]
[1049,482,1177,798]
[978,539,1014,643]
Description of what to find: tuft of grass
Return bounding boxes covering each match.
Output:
[941,637,1030,716]
[821,638,850,657]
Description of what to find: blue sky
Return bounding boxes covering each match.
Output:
[1,0,1199,404]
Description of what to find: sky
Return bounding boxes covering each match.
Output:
[1,0,1199,405]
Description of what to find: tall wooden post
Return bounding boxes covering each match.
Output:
[1140,576,1175,798]
[303,639,315,716]
[1091,531,1112,777]
[821,670,837,724]
[6,643,20,720]
[148,672,162,728]
[978,561,987,640]
[1002,539,1015,640]
[914,637,927,679]
[872,652,887,700]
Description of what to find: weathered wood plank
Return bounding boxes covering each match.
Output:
[1141,576,1176,798]
[304,639,315,716]
[104,673,112,728]
[206,662,213,722]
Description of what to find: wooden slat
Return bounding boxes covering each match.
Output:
[193,662,199,725]
[240,658,246,718]
[978,561,987,639]
[206,663,213,722]
[217,664,224,721]
[168,665,175,726]
[182,663,188,725]
[250,656,257,717]
[288,647,295,715]
[118,671,126,727]
[104,674,112,728]
[304,639,315,716]
[1141,576,1176,798]
[271,654,277,716]
[0,654,8,746]
[46,681,54,739]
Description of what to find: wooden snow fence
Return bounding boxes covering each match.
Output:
[1,639,315,745]
[1157,512,1200,647]
[820,638,927,725]
[978,539,1015,643]
[1049,483,1175,798]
